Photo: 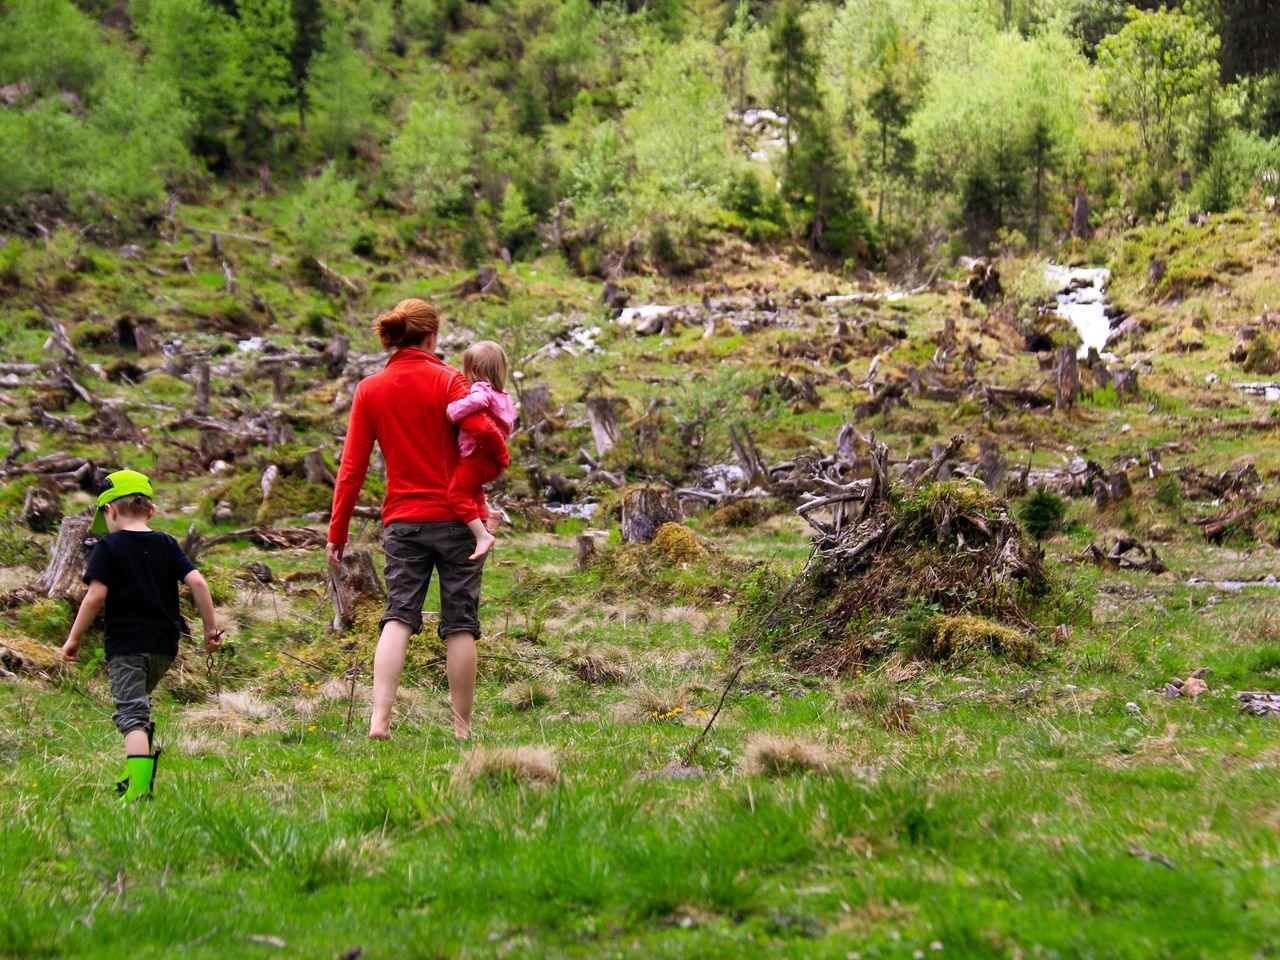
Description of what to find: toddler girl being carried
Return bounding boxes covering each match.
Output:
[446,340,516,559]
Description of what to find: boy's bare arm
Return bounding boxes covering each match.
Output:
[183,570,222,654]
[61,581,108,661]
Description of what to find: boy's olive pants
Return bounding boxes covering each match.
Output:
[107,653,174,735]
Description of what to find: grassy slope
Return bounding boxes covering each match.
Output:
[2,200,1280,957]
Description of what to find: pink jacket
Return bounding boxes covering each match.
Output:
[446,380,517,457]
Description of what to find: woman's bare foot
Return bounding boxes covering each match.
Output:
[468,530,496,561]
[369,727,392,741]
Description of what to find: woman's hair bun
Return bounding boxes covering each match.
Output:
[375,299,439,350]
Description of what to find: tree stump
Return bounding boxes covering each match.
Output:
[621,487,682,544]
[193,361,210,417]
[575,534,597,571]
[20,484,62,533]
[34,509,95,602]
[1055,347,1079,410]
[519,383,551,429]
[585,396,620,457]
[977,441,1007,492]
[302,449,336,486]
[324,334,350,376]
[1072,191,1091,239]
[326,550,384,634]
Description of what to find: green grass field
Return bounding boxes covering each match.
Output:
[3,526,1278,959]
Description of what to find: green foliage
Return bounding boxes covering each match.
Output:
[0,0,109,96]
[1016,488,1068,540]
[236,0,297,148]
[567,120,631,239]
[305,12,379,161]
[387,94,475,216]
[497,182,538,256]
[289,163,361,259]
[1097,7,1221,163]
[17,598,70,646]
[625,42,731,222]
[131,0,249,155]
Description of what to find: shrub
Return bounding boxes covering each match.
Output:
[1016,488,1068,540]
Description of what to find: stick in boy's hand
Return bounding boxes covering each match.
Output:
[204,627,225,655]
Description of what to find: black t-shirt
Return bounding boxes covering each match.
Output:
[83,530,196,659]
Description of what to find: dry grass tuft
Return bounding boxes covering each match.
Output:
[623,683,691,723]
[838,686,917,733]
[184,690,281,735]
[745,734,837,778]
[560,640,631,685]
[453,746,560,789]
[504,679,554,710]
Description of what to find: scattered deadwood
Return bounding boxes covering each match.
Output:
[1073,537,1167,574]
[621,487,682,544]
[19,484,62,533]
[575,534,597,571]
[728,422,770,487]
[1055,346,1079,410]
[1177,463,1261,501]
[326,550,384,634]
[184,525,326,562]
[307,257,364,297]
[1237,691,1280,716]
[181,225,270,247]
[1192,503,1260,543]
[33,510,95,602]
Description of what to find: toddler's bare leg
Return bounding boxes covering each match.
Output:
[123,729,149,756]
[465,518,496,560]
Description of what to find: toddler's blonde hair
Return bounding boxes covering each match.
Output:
[463,341,509,392]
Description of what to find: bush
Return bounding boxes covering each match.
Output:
[290,164,362,260]
[1016,488,1068,540]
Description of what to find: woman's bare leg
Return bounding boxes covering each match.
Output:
[445,630,477,739]
[370,620,412,739]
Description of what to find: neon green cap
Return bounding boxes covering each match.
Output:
[92,469,154,535]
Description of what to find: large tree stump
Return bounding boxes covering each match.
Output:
[33,509,95,602]
[976,441,1007,492]
[326,550,384,634]
[302,450,336,486]
[20,483,62,533]
[1055,347,1079,410]
[621,487,682,544]
[324,334,349,376]
[585,396,619,457]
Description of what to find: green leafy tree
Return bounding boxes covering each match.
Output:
[862,18,923,227]
[1097,7,1221,163]
[0,0,109,97]
[290,162,361,258]
[719,0,755,111]
[288,0,325,126]
[497,182,539,256]
[767,0,820,183]
[387,95,475,215]
[305,13,379,160]
[131,0,248,155]
[567,121,631,238]
[236,0,296,149]
[626,43,732,221]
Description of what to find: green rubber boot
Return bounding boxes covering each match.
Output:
[118,752,159,804]
[115,724,156,796]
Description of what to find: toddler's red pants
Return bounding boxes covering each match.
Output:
[448,451,502,524]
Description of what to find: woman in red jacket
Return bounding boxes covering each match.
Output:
[326,299,509,739]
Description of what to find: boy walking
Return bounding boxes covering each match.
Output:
[60,470,222,803]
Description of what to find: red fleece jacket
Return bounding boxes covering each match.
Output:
[327,348,510,545]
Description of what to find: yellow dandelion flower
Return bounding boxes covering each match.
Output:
[308,725,317,731]
[311,764,318,770]
[30,782,37,789]
[651,711,659,718]
[695,709,707,718]
[673,707,683,713]
[650,737,658,744]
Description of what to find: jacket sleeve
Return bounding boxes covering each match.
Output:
[446,383,490,424]
[327,385,376,545]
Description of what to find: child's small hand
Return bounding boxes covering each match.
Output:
[204,628,224,655]
[60,638,79,662]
